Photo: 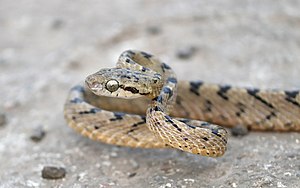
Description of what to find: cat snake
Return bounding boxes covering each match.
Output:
[64,50,300,157]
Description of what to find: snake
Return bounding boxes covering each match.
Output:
[64,50,300,158]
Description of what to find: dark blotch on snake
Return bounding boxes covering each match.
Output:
[141,51,153,59]
[217,85,231,100]
[125,58,131,63]
[79,108,100,115]
[153,106,163,112]
[284,122,293,128]
[236,102,246,116]
[266,111,276,120]
[165,115,182,132]
[211,129,222,137]
[285,97,300,107]
[132,117,146,127]
[284,91,300,107]
[285,91,299,98]
[141,67,147,72]
[123,86,139,94]
[205,100,212,112]
[139,92,151,95]
[156,95,163,103]
[161,63,171,72]
[126,50,135,55]
[70,98,83,104]
[178,119,190,123]
[163,87,173,98]
[154,73,161,78]
[247,88,275,109]
[121,75,131,79]
[190,81,203,96]
[110,112,125,121]
[187,124,196,129]
[167,77,177,84]
[201,122,209,126]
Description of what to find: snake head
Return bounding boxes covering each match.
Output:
[85,68,162,99]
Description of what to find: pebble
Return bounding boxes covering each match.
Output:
[231,125,249,137]
[176,46,197,59]
[30,126,46,142]
[51,19,65,29]
[128,172,137,178]
[0,112,6,126]
[41,166,66,179]
[146,25,161,35]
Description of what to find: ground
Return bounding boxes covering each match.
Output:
[0,0,299,187]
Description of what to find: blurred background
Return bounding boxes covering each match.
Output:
[0,0,299,187]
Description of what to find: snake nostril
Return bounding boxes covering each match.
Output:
[85,79,93,88]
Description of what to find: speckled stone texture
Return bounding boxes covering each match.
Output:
[0,0,299,187]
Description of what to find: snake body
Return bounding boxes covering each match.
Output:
[64,50,300,158]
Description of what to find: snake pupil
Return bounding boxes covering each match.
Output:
[105,79,119,92]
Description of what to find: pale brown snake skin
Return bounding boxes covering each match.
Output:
[64,50,300,158]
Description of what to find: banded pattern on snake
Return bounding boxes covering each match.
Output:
[64,50,300,158]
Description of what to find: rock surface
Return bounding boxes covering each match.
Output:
[0,0,299,187]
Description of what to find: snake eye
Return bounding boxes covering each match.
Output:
[105,79,119,92]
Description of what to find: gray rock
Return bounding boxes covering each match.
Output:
[42,166,66,180]
[176,46,197,59]
[30,126,46,142]
[231,125,249,137]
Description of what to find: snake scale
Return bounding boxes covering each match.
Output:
[64,50,300,158]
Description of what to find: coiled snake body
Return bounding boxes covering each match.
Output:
[64,50,300,157]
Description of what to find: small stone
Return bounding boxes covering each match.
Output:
[128,172,137,178]
[51,19,64,29]
[231,125,249,137]
[0,112,6,126]
[30,126,46,142]
[146,25,161,35]
[42,166,66,179]
[176,46,197,59]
